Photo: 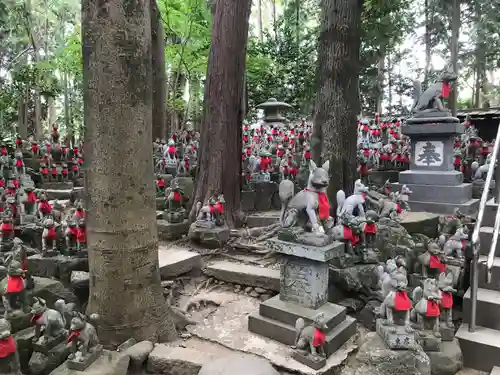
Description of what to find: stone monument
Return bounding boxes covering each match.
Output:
[393,67,479,214]
[256,98,292,128]
[248,161,356,370]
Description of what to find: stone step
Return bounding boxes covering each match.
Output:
[204,261,279,291]
[147,345,212,375]
[259,295,346,330]
[158,247,202,279]
[404,198,480,215]
[478,256,500,292]
[157,219,189,241]
[456,323,500,372]
[492,366,500,375]
[483,198,498,227]
[479,227,500,257]
[245,212,280,228]
[248,313,356,356]
[463,287,500,330]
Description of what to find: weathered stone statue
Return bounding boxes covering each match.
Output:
[13,154,25,177]
[442,226,468,258]
[417,241,446,278]
[378,192,406,222]
[437,272,455,330]
[41,218,58,256]
[0,318,21,375]
[411,66,457,117]
[291,313,329,369]
[1,260,29,318]
[30,297,68,349]
[280,160,332,235]
[66,312,102,370]
[65,221,78,252]
[336,179,368,221]
[0,216,14,251]
[411,278,442,350]
[37,193,52,219]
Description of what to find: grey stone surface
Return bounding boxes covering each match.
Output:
[399,170,464,186]
[407,199,480,215]
[267,239,343,262]
[198,354,280,375]
[245,212,280,228]
[67,345,103,371]
[188,224,230,248]
[392,182,472,204]
[123,340,154,370]
[259,295,347,329]
[376,319,416,349]
[157,219,190,241]
[205,261,279,291]
[29,341,71,375]
[357,300,381,331]
[341,332,430,375]
[42,182,74,190]
[48,349,129,375]
[280,256,328,309]
[400,211,440,238]
[427,339,463,375]
[403,121,462,134]
[158,248,202,279]
[147,345,210,375]
[291,351,326,370]
[28,255,88,283]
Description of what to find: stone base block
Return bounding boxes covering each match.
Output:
[157,219,189,241]
[188,224,229,248]
[66,344,103,371]
[248,297,356,356]
[245,212,280,228]
[27,254,88,283]
[29,340,71,374]
[406,198,479,215]
[399,170,463,186]
[155,197,166,211]
[376,319,416,349]
[32,334,66,354]
[440,323,455,341]
[393,182,473,204]
[158,248,202,279]
[415,330,442,352]
[267,239,344,262]
[50,349,129,375]
[41,182,74,190]
[368,170,400,186]
[204,261,279,291]
[291,351,326,370]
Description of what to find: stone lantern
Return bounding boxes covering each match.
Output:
[256,98,292,127]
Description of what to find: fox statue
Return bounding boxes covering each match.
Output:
[279,160,332,235]
[336,179,368,220]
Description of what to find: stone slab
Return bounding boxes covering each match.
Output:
[416,331,442,352]
[49,349,129,375]
[188,224,230,249]
[403,121,463,133]
[245,212,280,228]
[248,313,356,356]
[267,239,343,262]
[376,319,416,350]
[158,247,202,278]
[45,188,83,201]
[280,256,329,309]
[67,345,103,371]
[399,170,464,186]
[42,182,74,190]
[407,198,480,215]
[291,351,326,370]
[32,333,66,354]
[400,211,440,238]
[147,345,213,375]
[157,219,189,241]
[27,254,89,283]
[259,295,346,329]
[205,261,279,291]
[392,182,473,204]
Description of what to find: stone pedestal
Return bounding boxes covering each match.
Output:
[393,120,479,214]
[376,319,416,349]
[248,239,356,365]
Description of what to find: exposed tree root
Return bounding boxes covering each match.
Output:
[227,222,281,255]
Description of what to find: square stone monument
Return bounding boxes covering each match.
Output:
[248,238,356,358]
[393,119,479,214]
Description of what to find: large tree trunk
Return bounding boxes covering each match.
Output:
[424,0,431,87]
[188,75,201,128]
[376,53,385,115]
[151,0,166,141]
[82,0,176,346]
[313,0,363,206]
[189,0,252,227]
[449,0,460,116]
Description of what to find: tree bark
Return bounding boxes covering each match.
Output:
[376,53,385,115]
[424,0,431,87]
[449,0,460,116]
[151,0,167,141]
[189,0,252,227]
[82,0,176,346]
[313,0,363,207]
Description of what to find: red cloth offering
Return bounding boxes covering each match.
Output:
[67,330,80,343]
[31,313,43,324]
[173,191,181,201]
[442,82,450,98]
[441,292,453,309]
[6,275,24,293]
[426,300,440,317]
[305,189,330,220]
[394,291,411,311]
[46,227,57,241]
[364,223,377,234]
[39,201,52,214]
[312,328,326,347]
[0,336,16,358]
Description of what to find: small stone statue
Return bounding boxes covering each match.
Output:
[443,226,468,258]
[437,272,455,329]
[0,318,21,375]
[378,192,405,222]
[280,160,332,235]
[417,241,446,278]
[292,313,328,369]
[76,221,87,251]
[66,312,102,370]
[39,163,49,181]
[30,297,68,346]
[0,260,29,318]
[336,179,368,221]
[411,278,442,337]
[0,216,14,251]
[13,154,25,176]
[362,210,378,248]
[37,193,52,219]
[65,221,78,252]
[41,218,58,256]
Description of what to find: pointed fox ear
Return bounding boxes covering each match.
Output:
[309,160,317,172]
[321,160,330,172]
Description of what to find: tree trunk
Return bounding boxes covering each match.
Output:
[376,53,385,115]
[424,0,431,86]
[151,0,167,141]
[189,0,252,227]
[18,99,28,139]
[449,0,460,116]
[387,53,392,114]
[82,0,176,346]
[313,0,363,206]
[257,0,263,42]
[48,97,56,127]
[188,75,201,128]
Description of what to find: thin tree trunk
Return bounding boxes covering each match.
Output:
[48,97,56,126]
[188,75,201,128]
[189,0,252,226]
[257,0,263,42]
[376,53,385,115]
[82,0,176,345]
[387,53,392,114]
[449,0,460,117]
[424,0,431,86]
[151,0,167,141]
[313,0,363,205]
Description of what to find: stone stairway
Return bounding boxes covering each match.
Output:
[456,198,500,372]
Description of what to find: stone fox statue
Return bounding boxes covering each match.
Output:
[412,66,457,115]
[411,278,442,337]
[30,298,69,343]
[293,312,329,358]
[279,160,331,235]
